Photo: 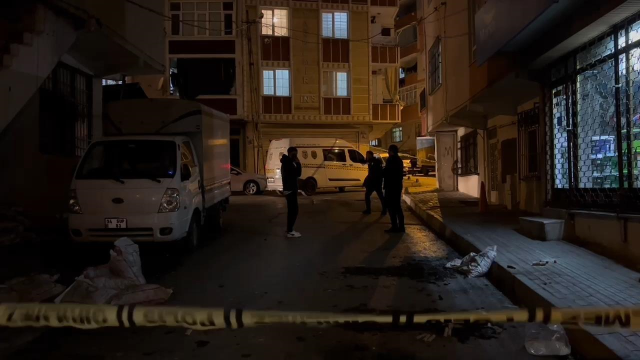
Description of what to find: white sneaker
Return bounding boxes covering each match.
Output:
[287,231,302,238]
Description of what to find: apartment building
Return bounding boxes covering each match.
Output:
[240,0,402,172]
[372,0,426,155]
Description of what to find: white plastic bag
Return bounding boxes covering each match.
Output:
[445,246,497,278]
[525,323,571,356]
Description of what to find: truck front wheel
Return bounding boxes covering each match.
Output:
[184,215,201,251]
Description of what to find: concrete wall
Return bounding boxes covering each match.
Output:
[517,99,544,213]
[351,10,370,115]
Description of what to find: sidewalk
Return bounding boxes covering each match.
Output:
[404,191,640,359]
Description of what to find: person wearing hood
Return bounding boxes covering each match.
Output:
[383,144,405,233]
[363,151,386,215]
[281,147,302,238]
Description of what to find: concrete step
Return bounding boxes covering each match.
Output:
[519,216,564,241]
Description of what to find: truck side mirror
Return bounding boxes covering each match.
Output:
[181,164,192,182]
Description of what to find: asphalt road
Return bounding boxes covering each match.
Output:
[7,190,549,359]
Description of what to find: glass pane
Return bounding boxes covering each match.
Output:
[197,13,207,35]
[273,9,288,36]
[209,2,221,11]
[275,70,290,96]
[209,12,221,36]
[334,12,348,39]
[263,70,274,95]
[171,14,180,35]
[170,2,181,11]
[322,71,334,96]
[261,10,273,35]
[577,59,617,188]
[182,12,195,36]
[182,2,195,11]
[224,13,232,35]
[577,35,614,68]
[625,49,640,187]
[196,2,207,11]
[336,72,348,96]
[322,13,333,37]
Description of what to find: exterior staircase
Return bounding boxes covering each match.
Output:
[0,0,79,135]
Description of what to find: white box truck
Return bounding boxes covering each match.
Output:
[67,99,231,249]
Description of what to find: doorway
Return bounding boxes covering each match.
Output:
[436,132,456,191]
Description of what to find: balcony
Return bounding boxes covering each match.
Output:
[322,38,349,63]
[263,96,292,115]
[323,97,351,115]
[261,36,290,62]
[372,103,399,122]
[371,45,398,66]
[370,0,398,6]
[399,42,417,59]
[394,12,416,31]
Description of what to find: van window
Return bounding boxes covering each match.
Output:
[348,149,366,164]
[181,141,197,169]
[323,149,346,162]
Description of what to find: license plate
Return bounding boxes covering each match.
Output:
[105,218,127,229]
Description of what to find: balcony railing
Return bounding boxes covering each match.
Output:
[400,42,418,59]
[372,103,399,122]
[371,45,398,65]
[395,12,417,31]
[261,36,290,61]
[322,38,349,63]
[370,0,398,6]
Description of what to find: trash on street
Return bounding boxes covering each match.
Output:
[524,323,571,356]
[445,246,497,278]
[55,237,172,305]
[3,274,65,302]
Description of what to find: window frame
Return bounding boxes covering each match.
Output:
[370,138,381,147]
[429,37,442,94]
[322,70,350,97]
[262,68,291,97]
[260,7,289,37]
[321,11,349,39]
[459,130,479,176]
[392,127,403,143]
[169,1,235,37]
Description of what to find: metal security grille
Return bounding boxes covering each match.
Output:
[547,14,640,212]
[39,63,92,157]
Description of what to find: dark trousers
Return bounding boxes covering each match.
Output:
[385,190,404,229]
[286,191,299,232]
[365,185,385,212]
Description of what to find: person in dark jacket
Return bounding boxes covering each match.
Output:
[281,147,303,238]
[363,151,386,215]
[383,144,405,233]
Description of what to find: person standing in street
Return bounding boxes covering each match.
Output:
[383,144,405,233]
[362,151,386,216]
[281,147,302,238]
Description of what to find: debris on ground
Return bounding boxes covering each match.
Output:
[416,333,436,342]
[3,274,66,302]
[525,323,571,356]
[531,261,549,267]
[0,206,36,246]
[55,237,172,305]
[445,246,497,277]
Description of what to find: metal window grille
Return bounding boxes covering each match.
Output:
[39,62,92,157]
[547,13,640,212]
[429,37,442,93]
[458,131,478,175]
[518,105,540,179]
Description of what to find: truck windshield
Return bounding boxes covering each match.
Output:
[76,140,177,180]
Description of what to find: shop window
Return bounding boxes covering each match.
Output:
[459,131,478,175]
[261,8,288,36]
[323,149,346,162]
[169,1,234,36]
[322,11,348,39]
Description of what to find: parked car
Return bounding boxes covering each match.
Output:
[231,166,267,195]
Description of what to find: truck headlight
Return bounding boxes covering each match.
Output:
[158,188,180,213]
[68,190,82,214]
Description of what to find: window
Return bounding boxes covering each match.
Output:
[459,131,478,175]
[169,1,234,36]
[348,149,366,164]
[102,79,122,86]
[381,27,392,37]
[170,58,236,98]
[322,12,348,39]
[323,149,346,162]
[392,127,403,143]
[429,37,442,93]
[181,141,197,169]
[399,88,417,106]
[370,138,381,147]
[322,71,349,97]
[261,8,288,36]
[39,63,92,157]
[419,88,426,111]
[262,69,290,96]
[468,0,487,63]
[518,106,540,179]
[399,68,405,79]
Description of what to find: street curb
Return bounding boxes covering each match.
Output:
[403,194,619,360]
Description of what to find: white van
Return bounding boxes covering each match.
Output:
[67,99,231,249]
[265,138,368,194]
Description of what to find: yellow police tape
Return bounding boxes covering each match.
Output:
[1,303,639,331]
